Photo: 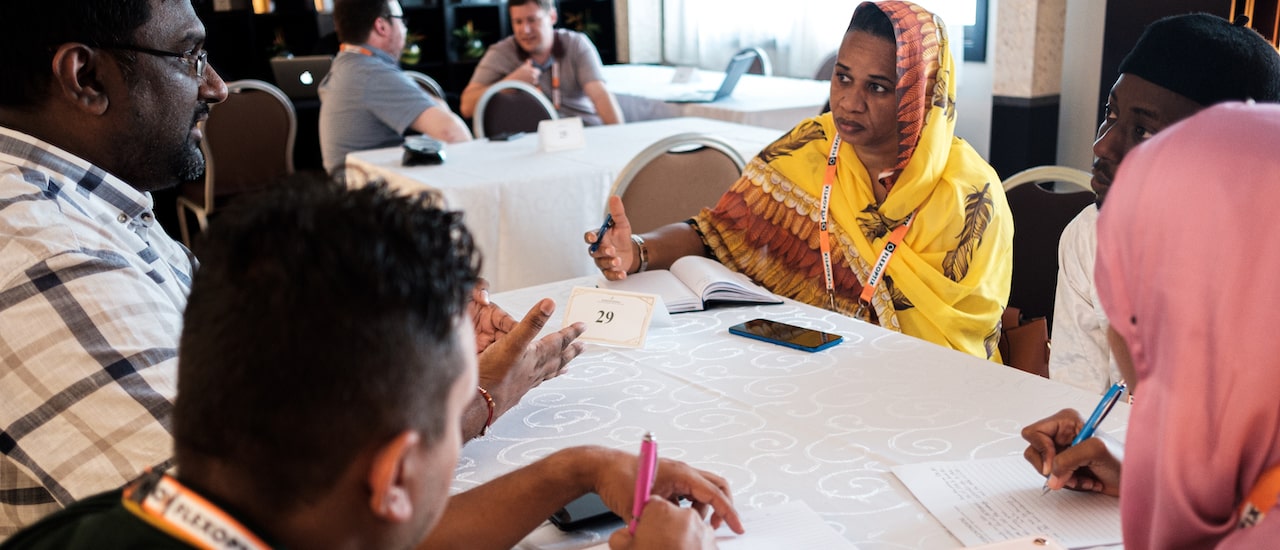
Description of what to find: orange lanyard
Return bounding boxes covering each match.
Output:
[819,136,915,319]
[1238,463,1280,528]
[545,60,561,110]
[122,470,270,550]
[339,44,374,57]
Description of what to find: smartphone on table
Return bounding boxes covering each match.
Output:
[548,492,622,531]
[728,318,844,352]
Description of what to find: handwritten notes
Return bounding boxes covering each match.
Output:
[892,455,1121,548]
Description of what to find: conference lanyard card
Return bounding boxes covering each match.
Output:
[563,286,669,348]
[538,117,586,152]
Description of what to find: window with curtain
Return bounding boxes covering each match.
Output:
[661,0,977,78]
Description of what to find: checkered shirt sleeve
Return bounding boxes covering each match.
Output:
[0,128,192,539]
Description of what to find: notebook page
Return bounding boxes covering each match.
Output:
[892,455,1121,549]
[600,270,701,312]
[669,256,778,304]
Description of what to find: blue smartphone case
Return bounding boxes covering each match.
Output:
[728,319,843,352]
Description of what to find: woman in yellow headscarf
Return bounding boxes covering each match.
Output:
[585,1,1012,360]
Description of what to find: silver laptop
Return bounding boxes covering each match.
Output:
[665,52,755,104]
[269,55,333,100]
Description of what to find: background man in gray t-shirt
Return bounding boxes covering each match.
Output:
[460,0,623,126]
[319,0,471,174]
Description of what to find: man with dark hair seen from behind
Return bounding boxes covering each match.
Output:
[0,180,741,549]
[319,0,472,175]
[0,0,585,539]
[1048,13,1280,396]
[460,0,623,125]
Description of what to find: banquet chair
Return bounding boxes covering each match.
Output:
[999,165,1095,377]
[472,81,558,139]
[815,51,838,81]
[404,70,446,102]
[734,47,773,76]
[609,133,747,234]
[176,79,296,246]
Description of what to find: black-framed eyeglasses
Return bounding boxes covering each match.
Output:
[102,44,209,79]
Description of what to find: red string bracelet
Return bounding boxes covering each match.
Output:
[477,386,496,436]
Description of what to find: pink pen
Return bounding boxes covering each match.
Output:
[629,432,658,535]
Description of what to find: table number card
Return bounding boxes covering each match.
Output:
[538,117,586,152]
[563,286,659,348]
[670,66,697,84]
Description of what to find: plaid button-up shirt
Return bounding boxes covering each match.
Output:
[0,126,194,538]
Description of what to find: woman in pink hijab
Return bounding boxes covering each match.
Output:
[1095,101,1280,547]
[1027,101,1280,547]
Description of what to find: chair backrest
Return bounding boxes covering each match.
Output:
[202,79,297,203]
[815,51,837,81]
[610,133,748,234]
[404,70,446,102]
[472,81,558,138]
[734,47,773,76]
[1001,165,1095,329]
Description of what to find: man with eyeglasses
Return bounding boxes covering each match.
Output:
[0,0,228,539]
[319,0,472,176]
[460,0,623,126]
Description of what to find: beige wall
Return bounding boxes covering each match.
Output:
[1057,0,1108,170]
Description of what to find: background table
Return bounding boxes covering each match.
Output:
[601,64,830,131]
[346,118,782,292]
[455,279,1130,549]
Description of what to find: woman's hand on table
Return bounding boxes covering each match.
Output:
[1021,408,1122,496]
[608,497,718,550]
[585,196,636,281]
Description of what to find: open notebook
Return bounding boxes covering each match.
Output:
[602,255,781,313]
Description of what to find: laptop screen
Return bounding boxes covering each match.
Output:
[269,55,333,100]
[713,52,756,100]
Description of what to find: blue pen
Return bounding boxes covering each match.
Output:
[1042,381,1126,494]
[588,213,613,253]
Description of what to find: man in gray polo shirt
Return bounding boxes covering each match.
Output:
[459,0,622,126]
[319,0,471,175]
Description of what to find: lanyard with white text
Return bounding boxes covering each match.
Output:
[122,470,270,550]
[819,135,916,320]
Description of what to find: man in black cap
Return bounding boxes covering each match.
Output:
[1049,13,1280,397]
[1021,13,1280,497]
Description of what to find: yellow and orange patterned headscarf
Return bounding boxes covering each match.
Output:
[696,1,1012,359]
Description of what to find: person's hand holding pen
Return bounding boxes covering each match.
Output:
[1021,407,1123,497]
[605,434,730,550]
[584,196,638,281]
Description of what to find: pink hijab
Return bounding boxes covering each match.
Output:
[1096,102,1280,548]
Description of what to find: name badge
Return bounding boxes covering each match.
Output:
[563,286,663,348]
[538,117,586,152]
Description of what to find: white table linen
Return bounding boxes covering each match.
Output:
[456,278,1130,549]
[601,64,830,131]
[345,118,782,292]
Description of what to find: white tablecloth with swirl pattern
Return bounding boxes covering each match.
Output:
[455,278,1129,549]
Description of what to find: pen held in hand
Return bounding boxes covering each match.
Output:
[589,213,614,254]
[1042,382,1126,495]
[629,432,658,534]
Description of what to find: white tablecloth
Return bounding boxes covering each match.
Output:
[456,278,1129,549]
[601,64,830,131]
[345,118,782,292]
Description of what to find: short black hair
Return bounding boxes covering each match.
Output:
[333,0,392,44]
[848,2,896,42]
[0,0,153,107]
[174,177,481,514]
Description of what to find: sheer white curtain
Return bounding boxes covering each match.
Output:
[661,0,975,79]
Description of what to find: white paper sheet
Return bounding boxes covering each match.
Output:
[892,455,1121,549]
[580,501,857,550]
